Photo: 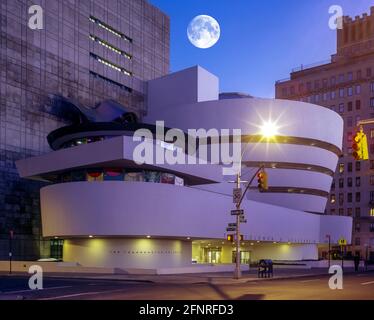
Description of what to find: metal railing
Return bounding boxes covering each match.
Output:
[291,59,332,73]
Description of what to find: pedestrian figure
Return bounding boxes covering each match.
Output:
[353,254,360,272]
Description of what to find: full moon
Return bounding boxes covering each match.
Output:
[187,15,220,49]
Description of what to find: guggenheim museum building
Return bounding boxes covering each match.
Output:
[16,66,352,273]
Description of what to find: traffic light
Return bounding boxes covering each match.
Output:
[257,169,268,192]
[227,234,234,242]
[352,129,369,161]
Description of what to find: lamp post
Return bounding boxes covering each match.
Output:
[233,166,264,279]
[365,244,369,272]
[9,230,13,275]
[231,120,277,279]
[234,173,241,279]
[326,234,331,268]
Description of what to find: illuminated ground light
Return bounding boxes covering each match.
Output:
[146,235,151,238]
[89,235,94,238]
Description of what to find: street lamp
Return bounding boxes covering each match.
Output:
[326,234,331,268]
[231,120,277,279]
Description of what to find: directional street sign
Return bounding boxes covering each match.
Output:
[226,227,236,232]
[240,216,247,223]
[233,188,242,204]
[228,223,237,227]
[231,209,244,216]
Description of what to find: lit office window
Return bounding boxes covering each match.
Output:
[89,16,132,43]
[339,163,344,173]
[330,194,336,204]
[90,53,132,76]
[89,35,132,59]
[370,208,374,217]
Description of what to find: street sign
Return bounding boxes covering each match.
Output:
[231,209,244,216]
[338,238,347,246]
[240,216,247,223]
[228,223,237,227]
[233,188,242,204]
[226,227,236,232]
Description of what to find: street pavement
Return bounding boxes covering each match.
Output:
[1,269,374,300]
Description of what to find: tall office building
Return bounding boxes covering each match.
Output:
[275,7,374,260]
[0,0,169,259]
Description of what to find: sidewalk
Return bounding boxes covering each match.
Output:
[9,266,372,285]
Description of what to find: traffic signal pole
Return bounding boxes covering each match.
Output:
[233,165,265,279]
[234,172,241,279]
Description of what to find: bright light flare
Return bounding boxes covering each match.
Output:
[260,121,279,138]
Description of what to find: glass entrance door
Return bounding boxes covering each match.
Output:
[203,247,222,263]
[232,250,251,264]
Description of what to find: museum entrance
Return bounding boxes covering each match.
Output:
[203,247,222,263]
[232,250,251,264]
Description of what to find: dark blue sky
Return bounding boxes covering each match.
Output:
[149,0,373,98]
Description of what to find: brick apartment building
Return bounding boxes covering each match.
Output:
[276,7,374,260]
[0,0,169,259]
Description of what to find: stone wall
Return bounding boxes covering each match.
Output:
[0,0,169,259]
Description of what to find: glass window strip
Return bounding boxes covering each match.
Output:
[89,71,132,93]
[89,35,132,60]
[90,53,132,76]
[89,15,132,43]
